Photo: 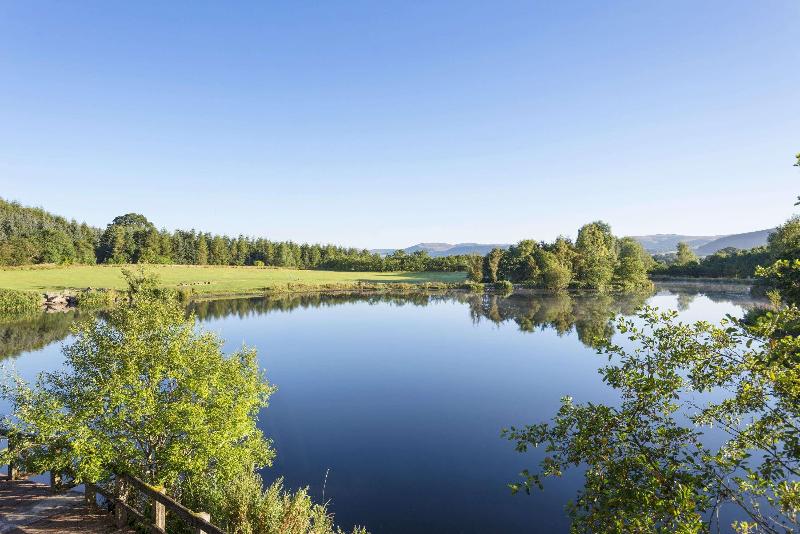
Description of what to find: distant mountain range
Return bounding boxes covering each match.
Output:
[629,234,722,254]
[694,228,775,255]
[372,242,511,257]
[630,228,775,255]
[375,228,776,258]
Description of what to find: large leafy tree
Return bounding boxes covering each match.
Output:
[465,254,484,282]
[575,221,617,290]
[97,212,157,264]
[1,269,274,491]
[485,248,505,283]
[675,241,699,266]
[613,237,652,290]
[536,249,572,291]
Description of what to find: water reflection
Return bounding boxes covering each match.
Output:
[0,311,88,361]
[0,283,763,362]
[188,291,646,350]
[465,291,650,348]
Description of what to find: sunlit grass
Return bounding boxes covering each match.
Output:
[0,264,465,294]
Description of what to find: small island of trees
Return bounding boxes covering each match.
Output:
[466,221,653,292]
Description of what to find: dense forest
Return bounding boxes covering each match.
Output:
[0,198,99,265]
[1,197,786,282]
[0,199,464,272]
[469,222,655,291]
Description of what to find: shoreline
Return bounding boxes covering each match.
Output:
[0,266,761,319]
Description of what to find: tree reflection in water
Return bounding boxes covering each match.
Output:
[0,283,762,361]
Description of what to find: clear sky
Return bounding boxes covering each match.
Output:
[1,1,798,249]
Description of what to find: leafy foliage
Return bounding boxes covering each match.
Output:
[0,288,41,318]
[184,472,368,534]
[613,237,652,289]
[655,246,769,278]
[575,222,618,290]
[465,254,484,282]
[0,198,98,265]
[675,241,699,266]
[481,222,651,291]
[504,302,800,533]
[494,280,514,294]
[1,270,272,486]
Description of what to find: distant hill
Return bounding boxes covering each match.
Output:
[695,228,775,256]
[373,243,510,257]
[382,230,776,259]
[632,229,775,256]
[629,234,721,254]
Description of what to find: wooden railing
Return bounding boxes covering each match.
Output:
[1,427,226,534]
[87,474,223,534]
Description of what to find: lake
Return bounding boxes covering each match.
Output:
[0,282,765,533]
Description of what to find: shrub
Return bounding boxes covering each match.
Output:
[253,260,265,268]
[176,286,193,303]
[76,289,118,310]
[494,280,514,294]
[463,281,485,293]
[187,471,369,534]
[0,288,41,318]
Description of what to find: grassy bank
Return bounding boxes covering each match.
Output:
[0,264,466,296]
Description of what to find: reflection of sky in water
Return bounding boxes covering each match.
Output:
[0,284,767,533]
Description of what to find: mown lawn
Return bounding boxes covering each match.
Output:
[0,265,465,294]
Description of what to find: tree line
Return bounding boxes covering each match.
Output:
[2,195,789,282]
[466,221,654,291]
[0,198,98,265]
[650,241,771,278]
[649,222,797,280]
[0,199,464,272]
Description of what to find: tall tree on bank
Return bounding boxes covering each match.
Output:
[466,254,484,283]
[485,248,505,283]
[575,222,617,290]
[675,241,699,266]
[536,249,572,291]
[97,213,156,264]
[197,234,209,265]
[613,238,650,290]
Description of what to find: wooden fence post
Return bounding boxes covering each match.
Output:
[85,483,96,510]
[49,470,63,492]
[115,476,129,528]
[7,434,18,481]
[153,486,166,533]
[195,512,211,534]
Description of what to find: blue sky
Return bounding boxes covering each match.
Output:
[1,1,798,248]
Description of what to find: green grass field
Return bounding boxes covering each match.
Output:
[0,264,465,295]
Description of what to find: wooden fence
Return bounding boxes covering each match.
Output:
[1,427,226,534]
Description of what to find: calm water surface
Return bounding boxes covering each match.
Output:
[0,283,765,533]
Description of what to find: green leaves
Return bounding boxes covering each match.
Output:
[505,303,800,533]
[2,271,274,494]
